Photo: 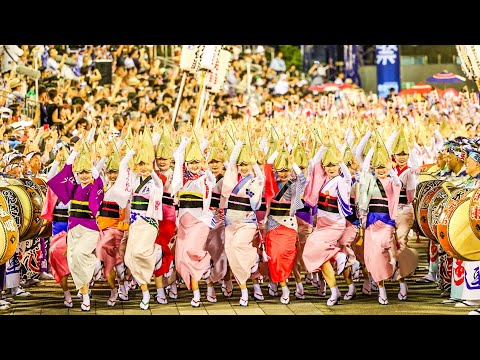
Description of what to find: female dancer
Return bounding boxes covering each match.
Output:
[47,139,104,311]
[221,140,265,306]
[358,137,402,305]
[264,145,307,304]
[302,142,351,306]
[110,128,164,310]
[170,135,215,307]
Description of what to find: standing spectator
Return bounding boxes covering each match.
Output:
[34,85,48,127]
[385,87,396,102]
[45,48,68,76]
[326,60,337,82]
[286,64,299,78]
[269,51,286,73]
[46,88,60,126]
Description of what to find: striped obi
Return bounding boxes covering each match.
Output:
[227,194,252,212]
[69,200,93,219]
[99,201,120,219]
[399,188,408,204]
[345,196,359,224]
[269,200,291,217]
[178,191,203,209]
[162,191,175,207]
[210,191,221,209]
[131,195,149,211]
[53,208,68,222]
[317,192,339,213]
[368,198,389,213]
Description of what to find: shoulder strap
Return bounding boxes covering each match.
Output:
[375,177,387,198]
[135,175,152,193]
[274,179,293,201]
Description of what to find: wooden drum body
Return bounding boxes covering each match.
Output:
[437,190,479,261]
[0,196,20,265]
[427,183,459,242]
[415,180,444,241]
[469,187,480,240]
[0,185,42,242]
[18,177,50,238]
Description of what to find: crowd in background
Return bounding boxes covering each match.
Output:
[0,45,352,173]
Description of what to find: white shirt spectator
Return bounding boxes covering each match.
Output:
[269,55,286,73]
[46,57,60,74]
[1,45,24,74]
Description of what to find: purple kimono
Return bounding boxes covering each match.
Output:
[47,164,104,231]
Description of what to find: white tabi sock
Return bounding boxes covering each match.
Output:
[207,285,216,297]
[399,282,407,295]
[82,294,90,306]
[347,283,356,295]
[193,289,201,301]
[253,283,262,295]
[330,286,340,299]
[142,290,150,303]
[120,283,128,295]
[296,282,304,294]
[156,287,166,300]
[379,286,387,299]
[64,290,72,303]
[110,288,118,300]
[282,285,290,297]
[241,288,249,301]
[115,263,126,281]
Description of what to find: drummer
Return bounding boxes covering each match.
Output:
[24,151,43,177]
[434,142,467,297]
[1,157,32,298]
[444,144,468,184]
[23,151,56,282]
[416,143,448,284]
[447,148,480,312]
[466,149,480,316]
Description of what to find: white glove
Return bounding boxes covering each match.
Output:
[66,151,79,165]
[292,162,302,176]
[267,150,279,165]
[206,170,216,183]
[152,132,161,146]
[229,140,244,166]
[173,137,190,160]
[91,166,99,179]
[116,138,123,149]
[200,137,209,152]
[234,140,243,148]
[180,136,190,148]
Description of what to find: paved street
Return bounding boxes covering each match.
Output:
[0,237,473,315]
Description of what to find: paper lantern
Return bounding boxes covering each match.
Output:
[179,45,198,73]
